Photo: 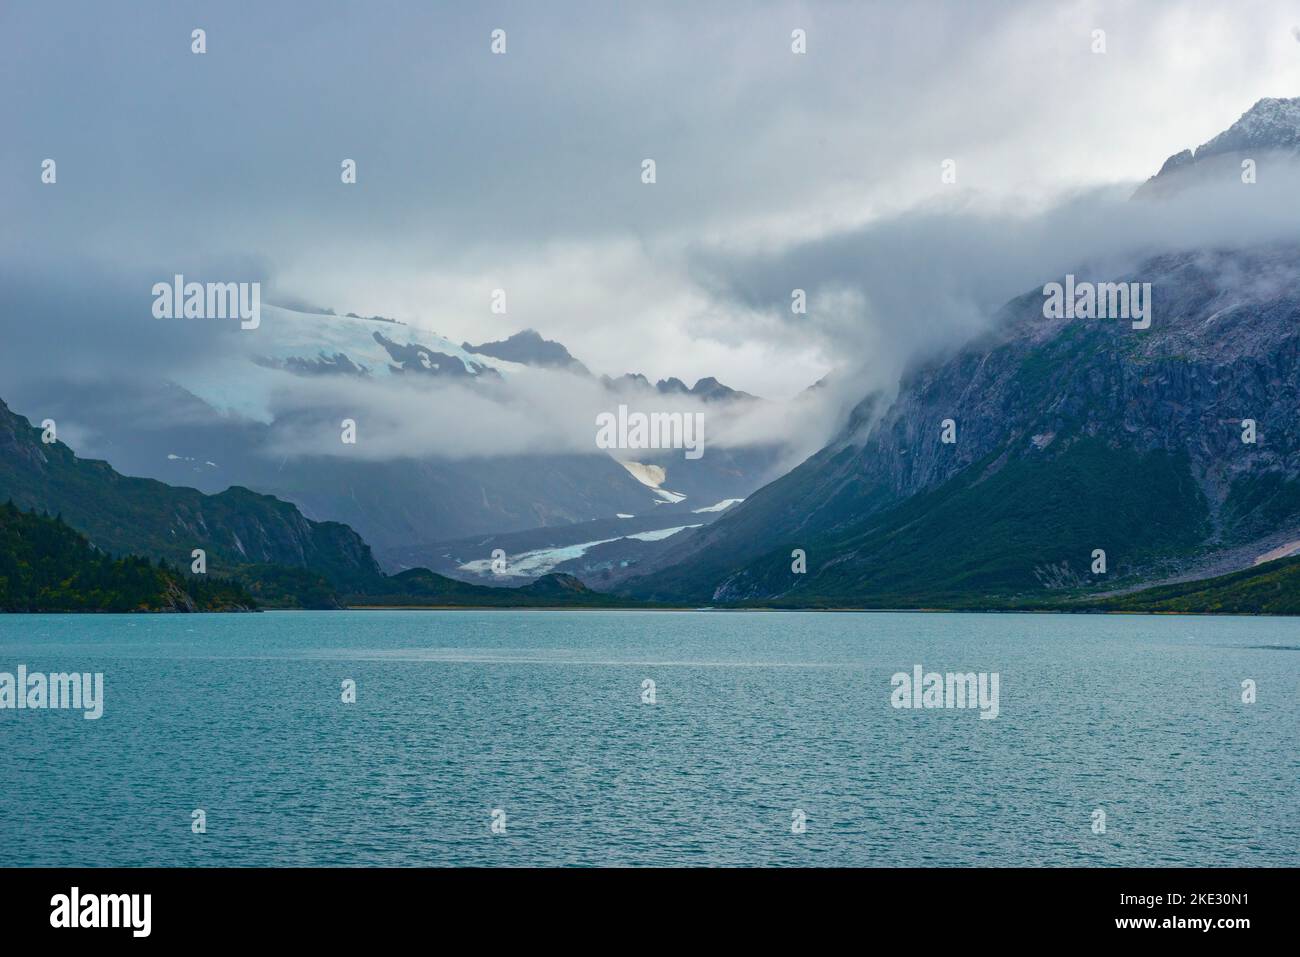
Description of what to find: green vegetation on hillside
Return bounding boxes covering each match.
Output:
[1082,555,1300,615]
[1223,474,1300,542]
[723,438,1210,607]
[0,503,255,612]
[0,396,649,611]
[9,389,1291,615]
[231,564,343,610]
[0,397,383,608]
[0,399,381,596]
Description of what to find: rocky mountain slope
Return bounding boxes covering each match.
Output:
[0,395,671,610]
[0,397,381,589]
[615,99,1300,607]
[463,329,591,374]
[618,243,1300,605]
[11,305,779,551]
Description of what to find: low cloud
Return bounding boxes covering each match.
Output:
[7,161,1300,473]
[692,160,1300,407]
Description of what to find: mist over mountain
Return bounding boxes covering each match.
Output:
[9,99,1300,577]
[6,0,1300,612]
[602,373,758,403]
[0,291,794,553]
[623,245,1300,604]
[1137,96,1300,197]
[618,105,1300,606]
[463,329,590,374]
[0,396,380,592]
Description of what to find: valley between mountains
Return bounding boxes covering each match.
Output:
[4,98,1300,614]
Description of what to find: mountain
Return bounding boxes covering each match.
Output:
[373,330,502,380]
[684,376,755,402]
[248,447,669,554]
[14,374,778,560]
[381,502,743,586]
[1083,553,1300,616]
[8,304,778,552]
[0,504,255,612]
[348,569,629,608]
[460,331,760,405]
[601,372,756,402]
[0,395,671,610]
[617,102,1300,608]
[255,306,510,384]
[463,329,590,374]
[1137,96,1300,197]
[618,241,1300,606]
[0,395,670,613]
[13,387,704,552]
[0,397,381,592]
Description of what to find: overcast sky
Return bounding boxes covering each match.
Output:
[5,0,1300,399]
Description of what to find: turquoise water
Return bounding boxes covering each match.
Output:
[0,610,1295,867]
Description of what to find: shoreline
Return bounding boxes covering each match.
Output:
[340,604,1295,617]
[4,605,1293,617]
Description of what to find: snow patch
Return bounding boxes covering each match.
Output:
[456,525,701,579]
[626,524,702,542]
[459,538,621,579]
[650,487,687,504]
[691,498,744,513]
[178,304,530,420]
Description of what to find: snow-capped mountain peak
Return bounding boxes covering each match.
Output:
[1196,96,1300,158]
[1138,95,1300,197]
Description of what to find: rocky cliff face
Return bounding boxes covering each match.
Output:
[620,245,1300,605]
[0,398,382,587]
[823,247,1298,529]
